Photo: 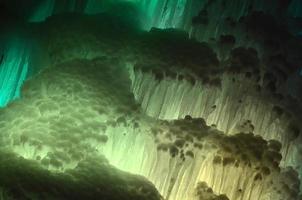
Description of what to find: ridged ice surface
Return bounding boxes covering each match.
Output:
[131,69,302,170]
[1,3,302,198]
[28,0,301,27]
[0,58,300,200]
[30,13,301,199]
[0,37,30,107]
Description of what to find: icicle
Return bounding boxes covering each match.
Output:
[0,37,31,107]
[130,69,302,171]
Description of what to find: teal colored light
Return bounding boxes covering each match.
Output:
[29,0,83,22]
[288,0,302,18]
[29,0,55,22]
[138,0,190,29]
[28,0,190,30]
[0,38,30,107]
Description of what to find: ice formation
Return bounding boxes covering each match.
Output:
[30,12,300,199]
[27,0,302,29]
[0,58,299,200]
[131,68,302,169]
[1,0,302,199]
[0,37,30,107]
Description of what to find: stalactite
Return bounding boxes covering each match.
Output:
[130,68,302,171]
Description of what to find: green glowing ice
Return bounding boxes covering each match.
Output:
[0,37,30,107]
[28,0,191,29]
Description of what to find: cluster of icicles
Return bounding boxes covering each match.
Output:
[129,66,301,200]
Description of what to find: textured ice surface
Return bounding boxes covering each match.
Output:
[28,14,301,199]
[0,58,299,200]
[0,150,161,200]
[1,3,302,199]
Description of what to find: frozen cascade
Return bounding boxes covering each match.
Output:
[0,31,50,107]
[0,59,299,200]
[130,69,302,170]
[137,0,200,30]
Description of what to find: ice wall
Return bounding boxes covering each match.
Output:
[7,5,301,199]
[0,58,299,200]
[130,69,302,171]
[27,0,301,34]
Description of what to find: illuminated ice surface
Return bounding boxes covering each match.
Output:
[0,37,30,107]
[28,0,302,30]
[0,57,299,200]
[1,0,302,199]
